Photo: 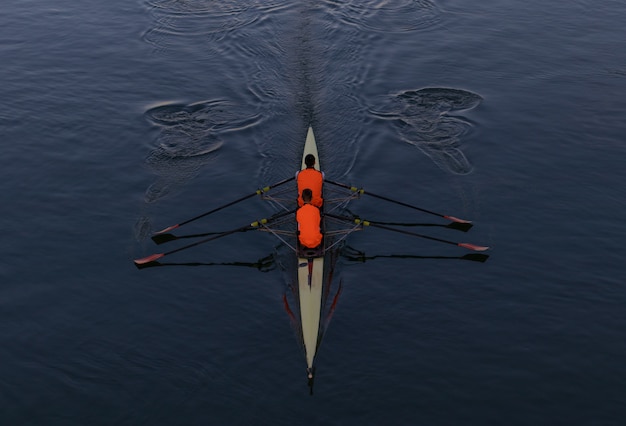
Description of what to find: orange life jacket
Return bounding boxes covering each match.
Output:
[297,168,323,208]
[296,204,322,248]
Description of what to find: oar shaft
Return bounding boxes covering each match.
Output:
[153,176,295,234]
[361,220,472,232]
[326,213,488,251]
[176,194,256,228]
[135,224,254,266]
[178,175,295,227]
[343,252,489,263]
[326,180,471,224]
[371,222,488,251]
[164,225,252,257]
[135,209,298,267]
[152,230,227,245]
[368,222,462,247]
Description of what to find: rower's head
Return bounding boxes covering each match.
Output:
[305,154,316,168]
[302,188,313,203]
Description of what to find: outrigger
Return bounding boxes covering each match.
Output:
[134,126,489,388]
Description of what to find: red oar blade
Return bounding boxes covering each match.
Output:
[134,253,165,266]
[153,224,179,235]
[444,215,472,224]
[458,243,490,252]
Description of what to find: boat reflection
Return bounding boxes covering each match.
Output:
[282,246,343,395]
[139,243,487,393]
[132,253,276,271]
[133,244,343,394]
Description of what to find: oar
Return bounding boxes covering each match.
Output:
[368,222,488,251]
[136,209,297,267]
[134,254,276,270]
[326,180,471,224]
[348,219,472,232]
[152,208,296,245]
[134,223,255,267]
[326,214,489,251]
[343,252,490,263]
[152,176,295,235]
[152,230,237,245]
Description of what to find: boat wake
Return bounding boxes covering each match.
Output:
[368,87,483,175]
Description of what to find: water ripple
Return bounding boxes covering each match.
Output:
[142,0,293,55]
[322,0,442,33]
[369,88,483,175]
[142,100,262,204]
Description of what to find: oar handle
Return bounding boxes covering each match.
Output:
[250,208,297,228]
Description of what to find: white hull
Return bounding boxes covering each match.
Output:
[298,126,324,371]
[298,257,324,369]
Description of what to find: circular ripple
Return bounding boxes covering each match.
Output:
[142,100,262,203]
[324,0,442,33]
[370,88,483,174]
[143,0,292,53]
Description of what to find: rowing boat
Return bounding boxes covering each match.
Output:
[297,127,324,383]
[133,125,490,391]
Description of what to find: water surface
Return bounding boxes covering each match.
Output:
[2,0,626,424]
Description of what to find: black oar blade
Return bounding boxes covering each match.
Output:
[461,253,490,263]
[446,222,473,232]
[151,233,178,245]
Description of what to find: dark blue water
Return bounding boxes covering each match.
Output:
[2,0,626,424]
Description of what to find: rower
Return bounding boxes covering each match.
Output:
[296,188,323,249]
[296,154,323,208]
